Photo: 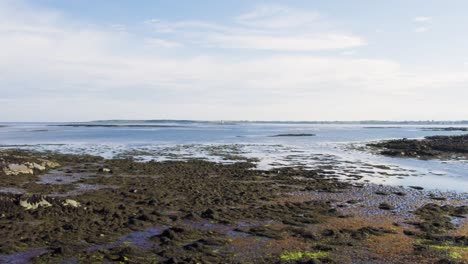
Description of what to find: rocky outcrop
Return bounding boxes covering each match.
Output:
[63,199,80,208]
[368,134,468,159]
[20,198,52,210]
[4,164,34,175]
[0,152,60,175]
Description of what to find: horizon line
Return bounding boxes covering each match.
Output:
[2,119,468,124]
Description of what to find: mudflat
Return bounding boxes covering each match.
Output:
[0,149,467,263]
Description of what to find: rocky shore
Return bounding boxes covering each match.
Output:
[368,134,468,160]
[0,149,466,263]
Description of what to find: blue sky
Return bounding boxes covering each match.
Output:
[1,0,467,121]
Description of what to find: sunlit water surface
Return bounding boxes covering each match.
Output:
[1,122,467,192]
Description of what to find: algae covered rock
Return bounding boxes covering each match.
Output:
[63,199,81,208]
[0,150,60,175]
[20,197,52,210]
[4,163,34,175]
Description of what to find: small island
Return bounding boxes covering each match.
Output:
[270,133,316,137]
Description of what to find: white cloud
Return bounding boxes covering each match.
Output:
[341,50,356,56]
[144,38,183,48]
[146,5,366,51]
[414,26,428,33]
[1,1,468,121]
[413,16,432,23]
[235,5,321,29]
[203,33,364,51]
[144,19,176,33]
[109,24,127,32]
[413,16,431,33]
[145,19,228,33]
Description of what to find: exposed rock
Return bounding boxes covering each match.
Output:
[98,167,113,173]
[63,199,80,208]
[271,133,316,137]
[422,127,468,132]
[20,198,52,210]
[4,164,34,175]
[1,157,60,176]
[43,160,60,168]
[378,202,394,210]
[368,134,468,160]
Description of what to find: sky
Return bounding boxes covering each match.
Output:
[1,0,468,122]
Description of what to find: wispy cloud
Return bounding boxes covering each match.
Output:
[145,5,366,51]
[234,5,321,29]
[413,16,432,33]
[202,34,364,51]
[413,16,432,22]
[414,26,428,33]
[1,1,468,121]
[144,38,183,48]
[145,19,229,33]
[341,50,357,56]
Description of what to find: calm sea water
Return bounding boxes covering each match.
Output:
[1,122,467,192]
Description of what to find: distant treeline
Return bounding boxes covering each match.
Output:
[88,120,468,125]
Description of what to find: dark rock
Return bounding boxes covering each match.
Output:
[378,202,395,210]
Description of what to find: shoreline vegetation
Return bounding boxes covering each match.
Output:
[0,139,467,263]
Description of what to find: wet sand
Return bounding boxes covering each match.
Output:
[0,149,467,263]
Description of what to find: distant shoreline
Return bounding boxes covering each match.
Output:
[2,120,468,125]
[89,119,468,125]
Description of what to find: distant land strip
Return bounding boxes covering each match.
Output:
[270,133,316,137]
[88,120,468,125]
[52,124,184,128]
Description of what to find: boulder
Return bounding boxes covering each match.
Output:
[63,199,81,208]
[20,198,52,210]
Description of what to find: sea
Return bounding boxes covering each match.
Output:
[1,121,467,193]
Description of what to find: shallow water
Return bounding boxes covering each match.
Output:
[85,226,166,252]
[1,121,467,192]
[0,248,48,264]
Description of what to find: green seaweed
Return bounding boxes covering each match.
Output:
[280,250,329,262]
